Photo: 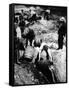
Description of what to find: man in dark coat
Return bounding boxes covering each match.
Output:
[58,17,67,49]
[44,9,50,20]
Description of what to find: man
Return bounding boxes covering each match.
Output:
[57,17,67,49]
[44,9,50,20]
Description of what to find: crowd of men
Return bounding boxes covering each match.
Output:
[14,6,67,83]
[14,7,67,64]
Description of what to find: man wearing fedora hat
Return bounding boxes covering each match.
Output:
[57,17,67,49]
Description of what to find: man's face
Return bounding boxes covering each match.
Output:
[58,20,64,26]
